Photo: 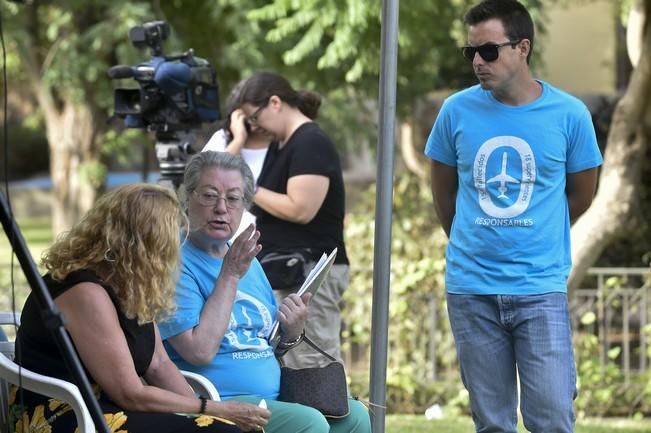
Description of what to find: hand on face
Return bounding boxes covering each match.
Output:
[229,109,249,142]
[278,292,311,341]
[221,224,262,279]
[212,400,270,432]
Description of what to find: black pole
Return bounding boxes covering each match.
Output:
[142,141,150,182]
[0,191,110,433]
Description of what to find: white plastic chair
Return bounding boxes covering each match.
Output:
[0,311,220,433]
[181,370,221,401]
[0,311,20,360]
[0,310,96,433]
[0,351,96,433]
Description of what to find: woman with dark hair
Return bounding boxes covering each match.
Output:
[203,78,271,184]
[203,78,274,238]
[238,72,349,371]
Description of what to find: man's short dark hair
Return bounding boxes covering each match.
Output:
[464,0,535,63]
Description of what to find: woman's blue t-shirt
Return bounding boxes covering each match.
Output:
[159,241,280,400]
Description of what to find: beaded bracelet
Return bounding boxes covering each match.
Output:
[277,329,305,350]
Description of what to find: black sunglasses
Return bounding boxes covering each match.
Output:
[461,40,522,62]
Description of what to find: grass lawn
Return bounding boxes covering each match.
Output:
[385,415,651,433]
[0,216,52,315]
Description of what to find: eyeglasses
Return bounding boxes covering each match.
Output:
[461,40,522,62]
[246,101,269,126]
[193,190,243,209]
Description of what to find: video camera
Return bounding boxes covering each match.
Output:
[108,21,221,188]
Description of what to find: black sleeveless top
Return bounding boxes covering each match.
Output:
[15,269,155,383]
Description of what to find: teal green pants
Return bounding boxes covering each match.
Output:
[232,396,371,433]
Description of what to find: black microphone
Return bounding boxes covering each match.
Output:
[107,65,135,79]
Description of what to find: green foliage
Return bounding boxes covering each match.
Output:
[343,172,465,413]
[574,321,651,418]
[247,0,477,102]
[4,2,155,110]
[247,0,551,108]
[575,333,627,417]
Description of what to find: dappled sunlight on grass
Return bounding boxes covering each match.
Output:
[386,415,651,433]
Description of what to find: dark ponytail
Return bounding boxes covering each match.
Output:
[296,90,321,119]
[240,71,322,119]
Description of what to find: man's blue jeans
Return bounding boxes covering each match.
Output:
[446,292,577,433]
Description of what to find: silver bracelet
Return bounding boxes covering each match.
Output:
[277,330,305,350]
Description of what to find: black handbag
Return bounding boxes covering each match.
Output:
[278,336,350,418]
[259,248,312,291]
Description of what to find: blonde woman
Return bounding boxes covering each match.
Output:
[12,184,269,433]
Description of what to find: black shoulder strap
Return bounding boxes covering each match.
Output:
[288,335,337,363]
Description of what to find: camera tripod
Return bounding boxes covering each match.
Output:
[153,131,197,190]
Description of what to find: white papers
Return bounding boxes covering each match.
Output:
[267,248,337,347]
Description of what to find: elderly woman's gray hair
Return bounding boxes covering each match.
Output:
[181,151,255,210]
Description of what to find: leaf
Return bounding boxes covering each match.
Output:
[607,346,621,360]
[580,311,597,325]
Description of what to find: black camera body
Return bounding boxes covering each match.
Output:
[108,21,221,188]
[129,21,170,54]
[109,20,221,134]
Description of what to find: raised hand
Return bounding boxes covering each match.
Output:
[221,224,262,280]
[229,109,249,142]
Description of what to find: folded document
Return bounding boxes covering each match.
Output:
[267,248,337,347]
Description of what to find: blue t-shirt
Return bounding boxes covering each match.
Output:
[424,81,603,295]
[159,241,281,400]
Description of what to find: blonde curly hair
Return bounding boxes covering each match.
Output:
[42,183,183,324]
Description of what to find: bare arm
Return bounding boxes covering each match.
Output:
[430,160,458,238]
[167,225,261,365]
[142,324,195,396]
[255,174,329,224]
[566,167,599,222]
[56,281,270,430]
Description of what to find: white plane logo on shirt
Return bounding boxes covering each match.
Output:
[486,152,520,199]
[473,136,536,219]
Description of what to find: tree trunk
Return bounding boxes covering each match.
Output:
[399,118,427,179]
[568,0,651,291]
[15,27,102,236]
[45,103,99,236]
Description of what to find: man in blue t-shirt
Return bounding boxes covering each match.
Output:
[424,1,602,432]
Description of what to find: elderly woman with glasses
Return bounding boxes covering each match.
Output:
[159,151,371,433]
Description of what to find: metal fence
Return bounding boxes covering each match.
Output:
[570,267,651,383]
